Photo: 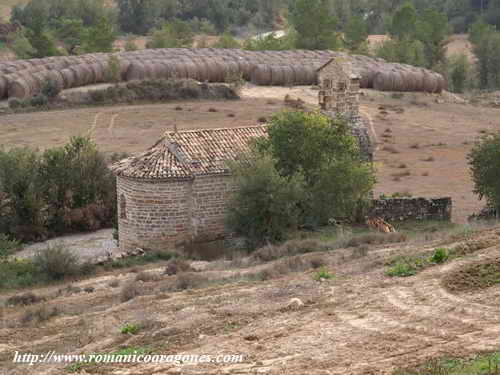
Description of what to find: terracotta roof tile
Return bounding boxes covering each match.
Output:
[112,125,268,180]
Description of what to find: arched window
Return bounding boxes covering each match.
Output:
[120,194,127,219]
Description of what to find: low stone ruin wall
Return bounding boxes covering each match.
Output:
[370,197,452,222]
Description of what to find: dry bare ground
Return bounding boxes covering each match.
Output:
[0,226,499,375]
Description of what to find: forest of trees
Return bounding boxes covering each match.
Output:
[5,0,500,91]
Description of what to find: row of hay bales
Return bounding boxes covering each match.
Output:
[1,48,447,99]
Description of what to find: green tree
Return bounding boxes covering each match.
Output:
[472,28,500,89]
[80,16,116,53]
[389,2,418,40]
[288,0,341,50]
[0,148,45,239]
[449,53,470,93]
[468,132,500,217]
[256,111,375,226]
[10,33,36,59]
[244,32,294,51]
[344,15,369,53]
[147,19,194,48]
[54,18,86,54]
[469,18,496,45]
[27,29,60,58]
[376,38,427,67]
[213,31,241,48]
[415,8,451,67]
[226,152,306,247]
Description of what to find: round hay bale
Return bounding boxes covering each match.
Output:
[0,75,8,99]
[421,70,437,93]
[436,73,446,93]
[126,62,146,81]
[191,59,208,82]
[184,60,198,80]
[88,63,105,83]
[8,74,37,99]
[251,65,272,85]
[373,71,395,91]
[391,70,407,92]
[60,68,77,89]
[70,65,92,87]
[271,66,286,85]
[282,65,295,86]
[45,70,65,92]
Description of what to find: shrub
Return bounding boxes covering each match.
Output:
[227,111,375,245]
[6,292,43,306]
[226,153,306,247]
[387,262,417,277]
[20,305,60,325]
[468,133,500,218]
[41,79,61,99]
[30,94,49,107]
[89,89,107,103]
[0,259,41,290]
[106,55,122,83]
[313,266,334,281]
[0,234,22,259]
[120,282,141,302]
[173,272,209,291]
[120,323,140,335]
[33,245,81,280]
[430,248,449,264]
[8,98,23,109]
[163,259,192,276]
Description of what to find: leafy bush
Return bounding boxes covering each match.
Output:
[0,136,116,241]
[313,266,334,281]
[227,111,375,246]
[33,246,82,280]
[387,262,417,277]
[0,234,22,259]
[8,98,23,109]
[449,54,471,93]
[6,292,43,306]
[106,55,122,83]
[226,153,306,247]
[0,259,41,289]
[430,248,449,264]
[468,133,500,218]
[20,305,60,325]
[30,94,49,107]
[120,323,140,335]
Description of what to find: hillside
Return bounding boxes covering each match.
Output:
[1,221,499,374]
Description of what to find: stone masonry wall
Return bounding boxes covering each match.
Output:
[370,197,452,222]
[117,175,235,252]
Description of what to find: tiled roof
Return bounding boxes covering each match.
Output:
[111,125,268,180]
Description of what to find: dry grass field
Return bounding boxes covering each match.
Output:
[0,97,286,155]
[0,86,497,223]
[0,223,499,374]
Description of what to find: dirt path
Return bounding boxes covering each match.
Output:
[14,229,118,261]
